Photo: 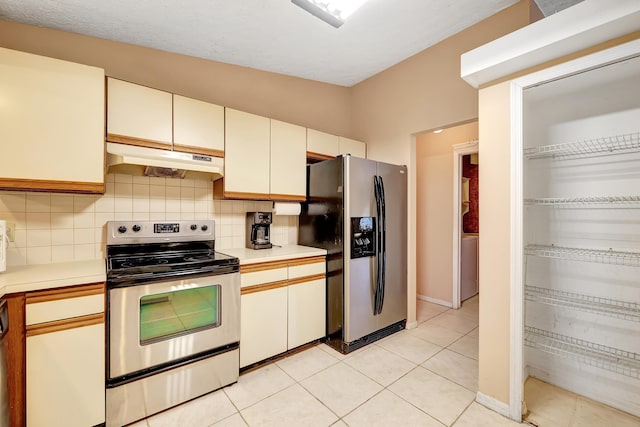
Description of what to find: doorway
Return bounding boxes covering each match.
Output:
[415,120,477,310]
[452,141,478,309]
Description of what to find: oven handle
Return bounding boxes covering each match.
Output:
[140,295,170,306]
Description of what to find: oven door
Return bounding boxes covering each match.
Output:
[108,271,240,380]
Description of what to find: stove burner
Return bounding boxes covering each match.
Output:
[184,255,214,262]
[120,258,170,269]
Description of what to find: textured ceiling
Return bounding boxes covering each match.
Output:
[0,0,582,87]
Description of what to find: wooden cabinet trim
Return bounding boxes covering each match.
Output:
[240,256,325,273]
[5,294,26,427]
[172,144,224,158]
[287,274,326,287]
[269,194,306,202]
[240,260,290,274]
[26,282,105,305]
[241,280,289,295]
[223,191,270,201]
[106,133,172,150]
[306,152,335,161]
[0,178,104,194]
[287,256,326,267]
[26,313,104,337]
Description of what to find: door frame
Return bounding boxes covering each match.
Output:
[452,140,478,309]
[506,39,640,421]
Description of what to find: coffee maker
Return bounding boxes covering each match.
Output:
[246,212,272,249]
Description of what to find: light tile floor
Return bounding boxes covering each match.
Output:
[128,296,639,427]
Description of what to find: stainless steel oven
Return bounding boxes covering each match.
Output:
[105,220,240,427]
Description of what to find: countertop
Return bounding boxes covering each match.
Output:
[219,245,326,265]
[0,245,325,297]
[0,259,106,298]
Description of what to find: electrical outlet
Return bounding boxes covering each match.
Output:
[6,222,15,242]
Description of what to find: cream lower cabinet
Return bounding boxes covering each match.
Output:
[240,256,326,368]
[240,287,288,368]
[0,47,105,193]
[287,278,326,349]
[25,284,105,427]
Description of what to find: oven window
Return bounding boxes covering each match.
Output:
[139,285,221,345]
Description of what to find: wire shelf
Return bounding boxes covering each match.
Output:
[525,244,640,267]
[524,195,640,206]
[524,132,640,159]
[524,326,640,379]
[525,285,640,322]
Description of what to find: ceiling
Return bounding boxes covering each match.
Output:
[0,0,583,87]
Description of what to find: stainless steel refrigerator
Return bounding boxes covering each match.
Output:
[299,155,407,353]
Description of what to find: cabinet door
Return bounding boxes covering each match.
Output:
[26,323,105,427]
[173,94,224,157]
[307,129,339,159]
[338,137,366,158]
[287,279,326,349]
[107,78,172,148]
[270,120,306,201]
[240,287,288,367]
[0,47,105,193]
[224,108,271,198]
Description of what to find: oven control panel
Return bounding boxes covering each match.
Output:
[107,220,215,244]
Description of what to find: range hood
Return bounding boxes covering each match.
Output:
[106,143,223,180]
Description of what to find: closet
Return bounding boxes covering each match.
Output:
[522,53,640,416]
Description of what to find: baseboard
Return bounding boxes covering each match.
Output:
[476,391,511,419]
[417,294,453,308]
[405,320,418,330]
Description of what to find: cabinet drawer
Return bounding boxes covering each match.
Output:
[25,283,105,326]
[26,294,104,326]
[288,261,325,280]
[241,267,288,288]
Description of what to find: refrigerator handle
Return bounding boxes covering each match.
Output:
[374,175,382,315]
[378,175,387,314]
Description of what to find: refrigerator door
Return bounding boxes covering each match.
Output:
[344,156,379,342]
[375,161,407,328]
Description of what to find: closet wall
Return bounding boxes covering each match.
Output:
[522,54,640,416]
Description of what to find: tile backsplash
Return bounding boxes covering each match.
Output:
[0,174,298,266]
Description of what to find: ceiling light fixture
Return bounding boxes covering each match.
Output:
[434,129,443,134]
[292,0,369,28]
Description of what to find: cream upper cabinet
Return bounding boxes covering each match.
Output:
[307,128,339,159]
[173,94,224,156]
[107,77,173,148]
[0,47,105,193]
[338,136,366,158]
[224,108,271,198]
[270,119,306,200]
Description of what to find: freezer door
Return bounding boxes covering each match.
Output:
[344,156,379,342]
[298,158,343,337]
[375,161,407,327]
